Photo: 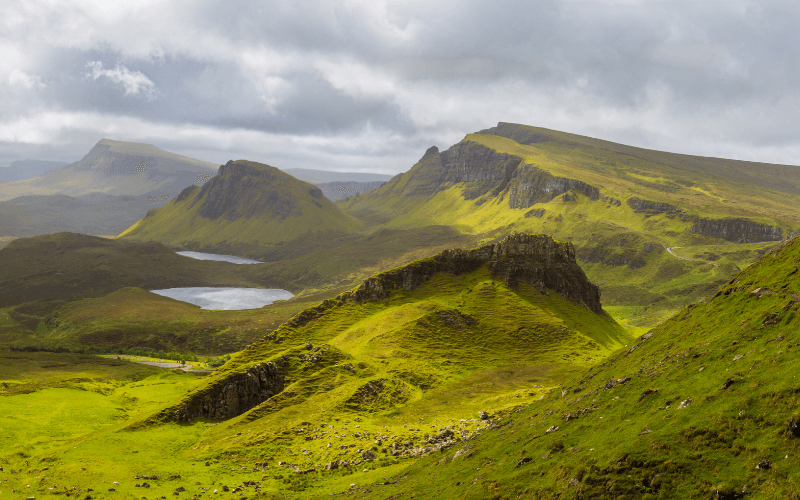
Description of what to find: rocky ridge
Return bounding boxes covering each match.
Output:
[161,362,284,423]
[280,233,603,335]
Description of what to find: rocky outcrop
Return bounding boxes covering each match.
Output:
[390,141,600,208]
[691,218,783,243]
[166,362,284,422]
[507,164,599,208]
[576,234,664,270]
[627,197,683,215]
[282,234,604,332]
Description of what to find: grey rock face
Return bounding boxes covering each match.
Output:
[627,197,683,215]
[507,164,599,208]
[168,362,284,422]
[691,218,783,243]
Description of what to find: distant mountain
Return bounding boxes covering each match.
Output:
[116,159,364,261]
[0,138,218,199]
[316,180,386,200]
[282,167,393,184]
[281,168,392,200]
[0,159,68,183]
[0,139,220,237]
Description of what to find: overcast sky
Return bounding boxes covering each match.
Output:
[2,0,799,173]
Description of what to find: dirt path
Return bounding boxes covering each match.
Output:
[127,360,195,371]
[666,247,687,260]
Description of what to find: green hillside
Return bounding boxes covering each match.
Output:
[0,234,631,498]
[337,122,800,328]
[371,232,800,499]
[117,159,364,261]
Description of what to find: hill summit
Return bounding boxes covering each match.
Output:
[117,159,363,260]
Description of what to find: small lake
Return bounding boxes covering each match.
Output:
[176,251,263,264]
[150,287,294,310]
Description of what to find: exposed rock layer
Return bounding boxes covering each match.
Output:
[283,234,604,334]
[691,218,783,243]
[168,362,284,422]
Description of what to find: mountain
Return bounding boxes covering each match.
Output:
[337,122,800,329]
[280,167,392,200]
[0,159,68,183]
[373,233,800,499]
[116,159,365,261]
[0,138,218,199]
[282,167,393,184]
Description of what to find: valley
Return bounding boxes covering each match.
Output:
[1,122,799,498]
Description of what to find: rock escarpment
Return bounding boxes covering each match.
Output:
[394,142,600,208]
[282,234,603,333]
[166,362,284,423]
[691,218,783,243]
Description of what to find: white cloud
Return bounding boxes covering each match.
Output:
[86,61,159,100]
[8,69,45,89]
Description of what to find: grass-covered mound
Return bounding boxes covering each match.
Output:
[116,160,364,261]
[369,233,800,499]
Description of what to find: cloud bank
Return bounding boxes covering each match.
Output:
[1,0,799,172]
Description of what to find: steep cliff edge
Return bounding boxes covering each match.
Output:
[160,362,284,423]
[280,233,603,334]
[691,217,783,243]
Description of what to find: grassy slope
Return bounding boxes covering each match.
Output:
[116,160,364,261]
[337,126,799,328]
[0,238,631,499]
[370,234,800,499]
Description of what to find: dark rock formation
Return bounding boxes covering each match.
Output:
[524,208,546,218]
[373,141,599,209]
[167,362,284,422]
[576,233,660,270]
[284,234,603,333]
[626,197,683,215]
[507,164,599,208]
[691,218,783,243]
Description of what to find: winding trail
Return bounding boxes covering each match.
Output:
[666,247,687,260]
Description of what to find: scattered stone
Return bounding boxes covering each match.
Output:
[303,343,313,350]
[361,450,377,461]
[478,411,489,420]
[515,457,531,469]
[545,425,560,434]
[678,398,693,409]
[437,429,455,440]
[2,381,8,388]
[175,487,185,493]
[733,354,745,362]
[755,459,771,470]
[719,378,735,390]
[638,429,653,436]
[617,376,631,385]
[221,486,229,492]
[604,380,618,390]
[326,461,339,470]
[789,418,800,437]
[637,389,657,402]
[568,477,580,487]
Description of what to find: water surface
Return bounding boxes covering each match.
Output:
[150,287,293,310]
[176,251,262,265]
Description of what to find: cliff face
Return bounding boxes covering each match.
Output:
[282,234,603,333]
[167,362,284,423]
[391,142,600,207]
[691,218,783,243]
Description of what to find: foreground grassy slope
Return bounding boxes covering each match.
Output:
[0,234,631,499]
[337,122,799,327]
[117,159,364,261]
[370,234,800,499]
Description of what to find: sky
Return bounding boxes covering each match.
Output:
[1,0,799,174]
